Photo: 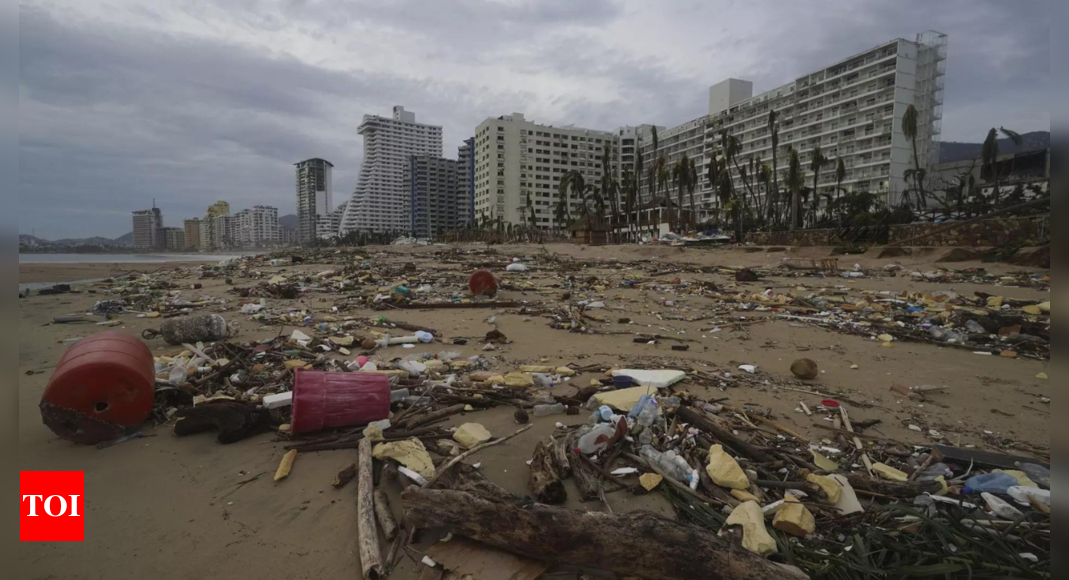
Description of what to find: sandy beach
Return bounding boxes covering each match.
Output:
[18,261,218,285]
[18,244,1050,579]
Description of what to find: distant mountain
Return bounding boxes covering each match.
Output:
[279,214,298,229]
[19,232,132,248]
[939,131,1049,163]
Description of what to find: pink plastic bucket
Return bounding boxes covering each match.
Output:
[290,370,390,434]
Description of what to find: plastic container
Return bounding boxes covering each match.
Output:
[147,314,229,345]
[629,395,658,426]
[290,370,390,435]
[533,403,566,417]
[389,388,411,402]
[963,472,1018,495]
[1007,486,1049,507]
[40,331,156,444]
[1014,462,1050,488]
[612,375,634,389]
[640,446,699,490]
[577,423,618,454]
[468,270,498,297]
[532,373,555,388]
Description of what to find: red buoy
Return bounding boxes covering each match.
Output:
[290,370,390,435]
[468,269,498,297]
[40,332,156,444]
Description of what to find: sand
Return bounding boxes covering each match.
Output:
[18,244,1050,579]
[19,261,216,285]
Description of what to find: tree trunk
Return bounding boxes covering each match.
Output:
[357,439,384,579]
[401,487,797,580]
[528,441,566,504]
[677,406,774,463]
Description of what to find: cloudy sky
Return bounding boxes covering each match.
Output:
[18,0,1049,240]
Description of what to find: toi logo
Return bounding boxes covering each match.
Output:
[20,471,85,541]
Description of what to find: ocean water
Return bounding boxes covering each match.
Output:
[19,253,247,264]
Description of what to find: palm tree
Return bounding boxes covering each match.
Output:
[787,148,804,231]
[901,104,922,209]
[687,156,698,230]
[622,167,637,242]
[809,145,828,225]
[982,127,1023,207]
[555,172,573,234]
[597,143,620,242]
[835,157,846,200]
[766,109,781,227]
[758,162,772,226]
[634,137,645,239]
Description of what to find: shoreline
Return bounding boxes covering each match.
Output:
[18,260,218,285]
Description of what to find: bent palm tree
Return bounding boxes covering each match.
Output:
[982,127,1023,207]
[901,104,922,209]
[809,145,828,226]
[767,109,781,226]
[787,148,804,231]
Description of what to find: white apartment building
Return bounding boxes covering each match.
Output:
[615,124,663,183]
[210,214,236,249]
[339,106,443,234]
[473,113,618,229]
[235,205,280,247]
[295,158,333,243]
[640,31,947,217]
[316,201,347,239]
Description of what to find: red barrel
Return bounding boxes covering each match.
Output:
[469,270,498,297]
[41,331,156,444]
[290,370,390,435]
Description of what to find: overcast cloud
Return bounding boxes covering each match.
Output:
[18,0,1049,239]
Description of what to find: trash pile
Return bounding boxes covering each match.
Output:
[32,245,1050,579]
[331,361,1049,580]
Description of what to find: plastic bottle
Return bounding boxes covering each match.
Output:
[963,472,1018,494]
[640,446,700,490]
[1014,462,1050,488]
[167,356,189,385]
[577,423,617,454]
[533,403,566,417]
[1007,486,1049,507]
[629,395,659,427]
[532,373,555,388]
[915,462,953,483]
[390,388,410,402]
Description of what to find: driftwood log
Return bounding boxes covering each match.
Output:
[566,441,601,501]
[402,487,797,580]
[373,489,399,541]
[847,475,942,498]
[550,436,572,478]
[678,406,774,463]
[356,439,384,579]
[528,441,566,504]
[333,464,357,488]
[399,404,467,430]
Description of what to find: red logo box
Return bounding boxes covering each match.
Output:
[20,471,85,541]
